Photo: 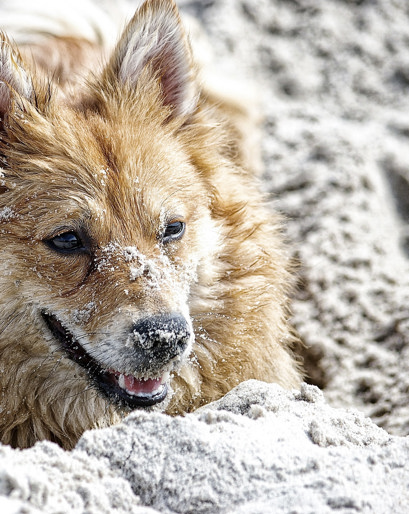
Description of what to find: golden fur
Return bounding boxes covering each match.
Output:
[0,0,302,449]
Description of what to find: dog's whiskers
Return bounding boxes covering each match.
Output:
[192,312,232,320]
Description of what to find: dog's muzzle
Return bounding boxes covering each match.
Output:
[42,311,192,409]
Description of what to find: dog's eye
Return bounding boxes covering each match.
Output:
[46,232,84,253]
[162,221,185,243]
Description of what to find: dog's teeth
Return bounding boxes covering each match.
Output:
[117,373,165,397]
[118,373,126,389]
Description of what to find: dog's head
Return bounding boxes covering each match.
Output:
[0,0,222,413]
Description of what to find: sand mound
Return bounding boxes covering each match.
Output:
[1,381,408,513]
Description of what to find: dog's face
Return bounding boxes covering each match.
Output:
[0,0,220,413]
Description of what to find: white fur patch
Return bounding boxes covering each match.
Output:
[0,37,33,114]
[0,0,138,49]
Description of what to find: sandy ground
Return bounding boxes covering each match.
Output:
[1,381,408,513]
[1,0,409,512]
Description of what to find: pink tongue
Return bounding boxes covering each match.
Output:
[123,374,162,395]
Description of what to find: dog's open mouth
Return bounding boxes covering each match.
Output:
[41,312,168,408]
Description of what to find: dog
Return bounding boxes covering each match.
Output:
[0,0,302,449]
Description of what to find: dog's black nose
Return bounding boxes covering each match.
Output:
[132,313,191,361]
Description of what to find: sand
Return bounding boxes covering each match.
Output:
[1,381,408,513]
[1,0,409,511]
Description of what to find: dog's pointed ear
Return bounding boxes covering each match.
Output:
[0,35,34,128]
[106,0,197,119]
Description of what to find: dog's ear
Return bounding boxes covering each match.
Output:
[0,35,34,129]
[105,0,197,119]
